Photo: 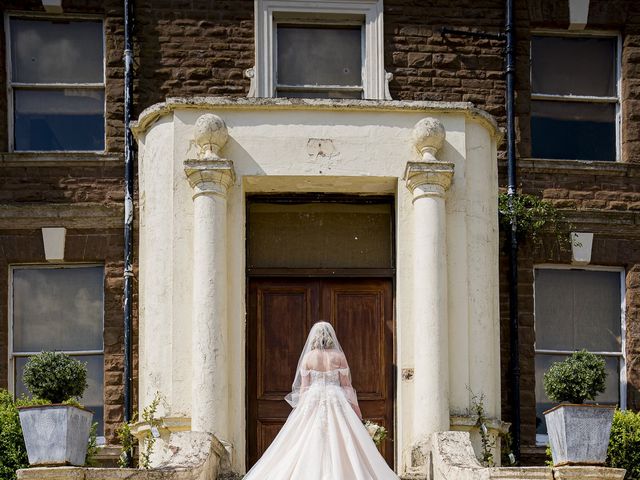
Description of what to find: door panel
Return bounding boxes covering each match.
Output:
[258,286,314,398]
[321,279,394,462]
[247,277,394,468]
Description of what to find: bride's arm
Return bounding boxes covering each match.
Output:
[299,356,311,400]
[301,369,310,392]
[338,355,363,419]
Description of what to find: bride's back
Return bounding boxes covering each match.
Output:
[303,348,347,372]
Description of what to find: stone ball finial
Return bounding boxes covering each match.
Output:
[194,114,228,160]
[412,117,446,162]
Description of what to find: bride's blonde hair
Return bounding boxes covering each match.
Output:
[310,322,336,350]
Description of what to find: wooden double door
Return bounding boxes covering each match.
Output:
[247,277,394,469]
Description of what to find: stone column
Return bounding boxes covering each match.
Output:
[184,114,235,439]
[405,118,454,442]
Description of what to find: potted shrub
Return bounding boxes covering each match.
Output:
[18,351,93,466]
[543,350,615,466]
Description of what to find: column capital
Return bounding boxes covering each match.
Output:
[184,159,236,199]
[404,161,454,199]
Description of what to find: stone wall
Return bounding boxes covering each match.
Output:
[133,0,254,111]
[0,0,130,443]
[0,227,133,441]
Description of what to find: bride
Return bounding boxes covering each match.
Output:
[244,321,398,480]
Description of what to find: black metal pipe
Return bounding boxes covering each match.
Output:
[505,0,521,461]
[123,0,135,462]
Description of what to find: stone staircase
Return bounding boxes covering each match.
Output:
[17,431,626,480]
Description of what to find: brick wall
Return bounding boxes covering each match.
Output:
[0,228,132,441]
[0,0,130,444]
[133,0,254,113]
[385,0,506,120]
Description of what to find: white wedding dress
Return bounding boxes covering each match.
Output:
[244,322,398,480]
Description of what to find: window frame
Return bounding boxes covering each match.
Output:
[529,30,622,162]
[7,263,106,439]
[255,0,385,99]
[533,264,627,446]
[4,12,107,153]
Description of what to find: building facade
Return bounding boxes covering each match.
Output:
[0,0,638,476]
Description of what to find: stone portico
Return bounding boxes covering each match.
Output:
[131,97,503,477]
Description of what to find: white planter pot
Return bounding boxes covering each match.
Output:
[544,404,615,466]
[18,404,93,466]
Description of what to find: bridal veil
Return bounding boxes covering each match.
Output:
[285,321,360,413]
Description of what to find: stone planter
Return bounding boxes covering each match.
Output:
[18,404,93,466]
[544,404,615,466]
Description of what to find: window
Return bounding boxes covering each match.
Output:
[534,267,625,444]
[7,17,105,151]
[255,0,385,99]
[276,24,363,98]
[10,266,105,435]
[248,200,393,268]
[530,34,619,161]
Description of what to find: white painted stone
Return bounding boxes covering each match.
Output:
[553,466,626,480]
[404,119,453,451]
[430,431,554,480]
[41,227,66,262]
[193,114,228,160]
[132,98,502,475]
[17,432,227,480]
[570,232,594,266]
[185,156,235,441]
[412,117,446,162]
[41,0,63,13]
[569,0,590,30]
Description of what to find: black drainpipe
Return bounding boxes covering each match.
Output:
[505,0,521,461]
[123,0,135,461]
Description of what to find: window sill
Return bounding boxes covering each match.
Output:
[0,152,122,167]
[499,158,638,176]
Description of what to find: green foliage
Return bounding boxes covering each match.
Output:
[117,391,165,469]
[0,390,95,478]
[470,391,495,467]
[607,409,640,479]
[543,350,607,404]
[116,417,136,468]
[499,431,517,466]
[22,352,88,404]
[139,392,163,469]
[498,192,571,248]
[545,444,553,467]
[0,390,28,480]
[85,422,99,467]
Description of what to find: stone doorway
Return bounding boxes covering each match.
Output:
[245,197,396,469]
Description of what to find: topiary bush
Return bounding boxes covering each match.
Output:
[607,409,640,479]
[22,352,88,404]
[543,350,607,404]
